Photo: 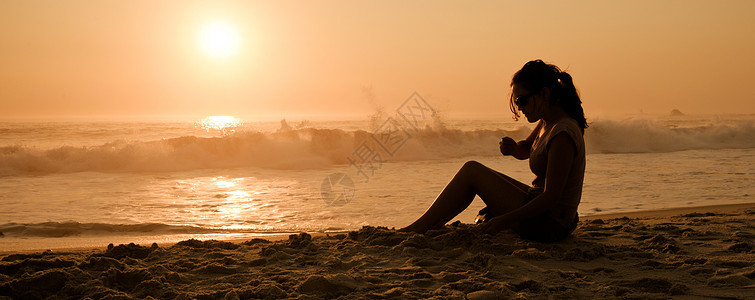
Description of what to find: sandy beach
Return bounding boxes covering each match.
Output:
[1,203,753,299]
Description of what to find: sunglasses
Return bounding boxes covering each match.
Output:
[513,93,535,108]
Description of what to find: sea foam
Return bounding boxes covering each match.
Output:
[1,118,752,176]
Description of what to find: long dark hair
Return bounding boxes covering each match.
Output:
[510,60,587,132]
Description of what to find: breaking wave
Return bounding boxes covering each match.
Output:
[586,117,755,153]
[1,118,752,176]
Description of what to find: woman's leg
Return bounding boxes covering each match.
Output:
[400,160,530,233]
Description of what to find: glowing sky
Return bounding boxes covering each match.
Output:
[1,0,753,120]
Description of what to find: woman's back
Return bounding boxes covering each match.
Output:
[529,117,586,226]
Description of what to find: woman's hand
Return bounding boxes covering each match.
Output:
[478,215,514,235]
[499,137,517,156]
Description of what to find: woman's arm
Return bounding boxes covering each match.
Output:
[501,121,543,160]
[482,131,576,233]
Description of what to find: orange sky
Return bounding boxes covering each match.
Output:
[1,0,754,120]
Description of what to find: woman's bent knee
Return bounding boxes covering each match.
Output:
[459,160,493,180]
[462,160,484,170]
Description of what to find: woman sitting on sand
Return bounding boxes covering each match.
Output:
[401,60,587,242]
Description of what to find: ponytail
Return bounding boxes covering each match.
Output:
[510,60,588,132]
[555,71,588,132]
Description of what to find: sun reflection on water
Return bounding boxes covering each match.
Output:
[160,174,302,233]
[214,177,237,188]
[199,116,242,135]
[218,189,253,228]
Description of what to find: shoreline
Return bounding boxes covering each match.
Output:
[582,202,755,220]
[2,202,754,255]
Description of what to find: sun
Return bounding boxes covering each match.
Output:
[199,21,240,59]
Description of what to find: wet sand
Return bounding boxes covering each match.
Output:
[1,203,753,299]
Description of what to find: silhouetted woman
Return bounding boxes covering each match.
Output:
[401,60,587,242]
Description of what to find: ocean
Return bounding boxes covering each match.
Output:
[1,113,753,251]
